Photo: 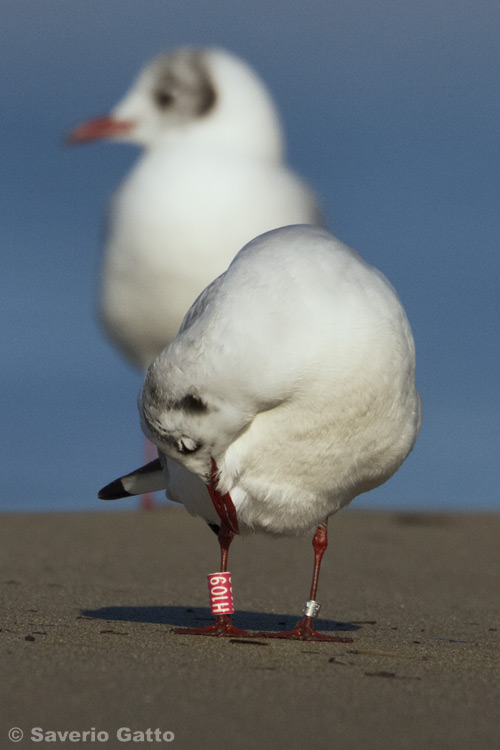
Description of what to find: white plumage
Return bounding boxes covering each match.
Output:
[131,224,422,535]
[99,224,421,639]
[68,47,322,369]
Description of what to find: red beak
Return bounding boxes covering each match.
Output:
[66,115,135,145]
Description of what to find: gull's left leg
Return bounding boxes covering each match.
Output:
[259,519,353,642]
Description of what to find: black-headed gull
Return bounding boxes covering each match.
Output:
[68,46,322,509]
[68,47,322,369]
[99,225,422,641]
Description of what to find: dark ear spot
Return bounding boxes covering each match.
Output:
[196,76,216,115]
[173,394,208,414]
[192,52,217,116]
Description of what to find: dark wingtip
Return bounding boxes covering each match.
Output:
[98,459,164,500]
[98,478,133,501]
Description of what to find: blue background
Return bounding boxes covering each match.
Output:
[2,0,498,512]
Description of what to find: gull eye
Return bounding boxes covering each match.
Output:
[177,437,200,454]
[154,90,174,109]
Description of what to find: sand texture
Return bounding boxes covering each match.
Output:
[1,508,499,749]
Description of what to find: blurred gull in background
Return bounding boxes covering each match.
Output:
[68,47,322,365]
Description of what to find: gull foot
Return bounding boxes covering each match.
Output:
[172,614,255,638]
[256,615,354,642]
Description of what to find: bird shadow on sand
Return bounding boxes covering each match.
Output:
[80,605,360,634]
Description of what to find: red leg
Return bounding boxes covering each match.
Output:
[172,463,253,637]
[171,519,254,637]
[217,520,233,573]
[205,459,239,534]
[258,520,353,642]
[140,439,157,510]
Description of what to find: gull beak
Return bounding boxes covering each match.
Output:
[66,115,135,144]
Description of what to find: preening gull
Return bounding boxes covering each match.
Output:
[99,224,422,640]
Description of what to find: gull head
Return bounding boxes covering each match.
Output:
[109,48,218,146]
[138,356,249,483]
[66,47,284,158]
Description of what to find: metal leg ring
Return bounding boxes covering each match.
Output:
[303,599,321,618]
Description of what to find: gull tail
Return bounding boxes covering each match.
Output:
[98,459,166,500]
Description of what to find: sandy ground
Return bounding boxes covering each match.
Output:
[0,507,499,749]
